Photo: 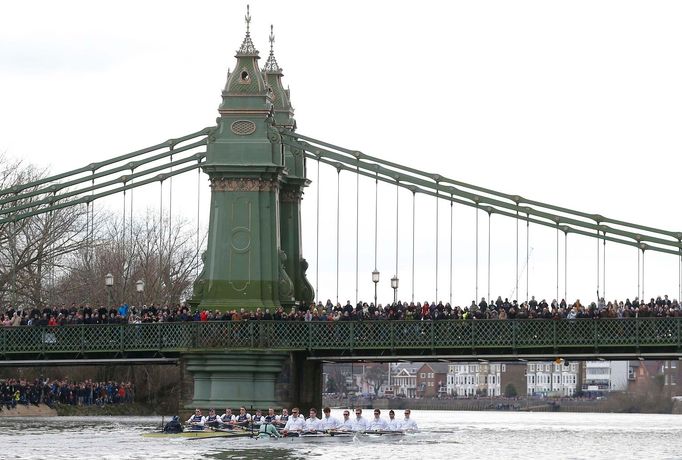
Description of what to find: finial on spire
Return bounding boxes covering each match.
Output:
[269,24,275,53]
[237,4,258,55]
[264,24,281,72]
[245,5,251,35]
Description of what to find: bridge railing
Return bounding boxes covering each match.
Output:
[0,318,680,357]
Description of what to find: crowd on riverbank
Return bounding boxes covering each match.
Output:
[0,294,680,327]
[0,378,134,409]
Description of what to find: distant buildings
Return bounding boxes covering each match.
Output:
[323,359,681,399]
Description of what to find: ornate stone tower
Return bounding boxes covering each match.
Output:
[192,7,294,310]
[263,25,314,308]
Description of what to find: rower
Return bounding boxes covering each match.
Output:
[264,407,278,424]
[204,408,220,428]
[281,407,305,435]
[386,410,401,431]
[277,408,289,427]
[338,410,354,431]
[319,407,340,431]
[185,408,205,430]
[304,407,322,432]
[233,406,252,428]
[219,408,234,428]
[400,409,418,432]
[367,408,388,431]
[351,407,368,432]
[252,409,265,427]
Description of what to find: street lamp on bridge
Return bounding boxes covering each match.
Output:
[391,275,399,304]
[104,273,114,307]
[372,270,380,307]
[136,279,145,306]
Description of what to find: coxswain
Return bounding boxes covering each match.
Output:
[219,408,234,428]
[319,407,340,431]
[163,416,183,433]
[185,408,206,430]
[400,409,418,432]
[233,406,252,428]
[338,410,354,431]
[281,407,305,436]
[386,410,401,431]
[304,407,322,432]
[258,419,282,438]
[367,408,388,431]
[205,408,220,428]
[351,408,368,432]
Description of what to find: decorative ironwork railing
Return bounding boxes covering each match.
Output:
[0,318,680,358]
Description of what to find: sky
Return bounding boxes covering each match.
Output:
[1,0,681,307]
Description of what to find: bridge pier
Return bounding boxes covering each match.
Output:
[182,351,321,410]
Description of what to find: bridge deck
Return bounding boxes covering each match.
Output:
[0,318,679,363]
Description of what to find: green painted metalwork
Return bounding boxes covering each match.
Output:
[189,15,312,311]
[1,318,679,359]
[0,127,211,199]
[280,133,682,255]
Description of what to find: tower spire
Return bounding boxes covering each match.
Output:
[264,24,281,73]
[237,4,258,56]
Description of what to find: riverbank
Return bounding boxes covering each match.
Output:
[324,396,682,414]
[0,403,157,417]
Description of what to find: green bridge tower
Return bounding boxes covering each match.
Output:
[185,8,319,411]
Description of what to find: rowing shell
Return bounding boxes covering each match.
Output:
[142,429,253,439]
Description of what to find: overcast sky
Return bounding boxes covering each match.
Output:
[1,1,681,306]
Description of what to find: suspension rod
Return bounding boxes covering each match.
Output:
[287,139,682,252]
[284,130,681,240]
[0,127,211,198]
[0,162,203,226]
[308,154,682,257]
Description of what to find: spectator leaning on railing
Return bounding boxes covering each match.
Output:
[0,294,680,327]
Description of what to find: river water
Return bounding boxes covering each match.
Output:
[1,410,681,459]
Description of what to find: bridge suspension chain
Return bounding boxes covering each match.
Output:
[283,133,682,256]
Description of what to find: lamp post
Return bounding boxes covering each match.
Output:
[372,270,380,307]
[136,280,145,306]
[105,273,114,307]
[391,275,399,304]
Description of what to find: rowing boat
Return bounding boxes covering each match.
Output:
[142,429,253,439]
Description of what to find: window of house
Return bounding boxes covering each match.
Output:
[502,364,506,372]
[420,373,425,378]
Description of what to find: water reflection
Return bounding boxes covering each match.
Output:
[1,411,681,459]
[208,448,314,460]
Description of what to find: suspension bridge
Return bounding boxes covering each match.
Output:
[1,8,681,409]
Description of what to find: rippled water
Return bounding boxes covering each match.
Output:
[1,410,681,459]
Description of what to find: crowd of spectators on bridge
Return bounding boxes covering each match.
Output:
[0,294,680,328]
[0,377,134,409]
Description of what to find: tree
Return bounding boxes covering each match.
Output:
[56,209,205,307]
[365,364,387,396]
[0,155,90,307]
[504,383,518,398]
